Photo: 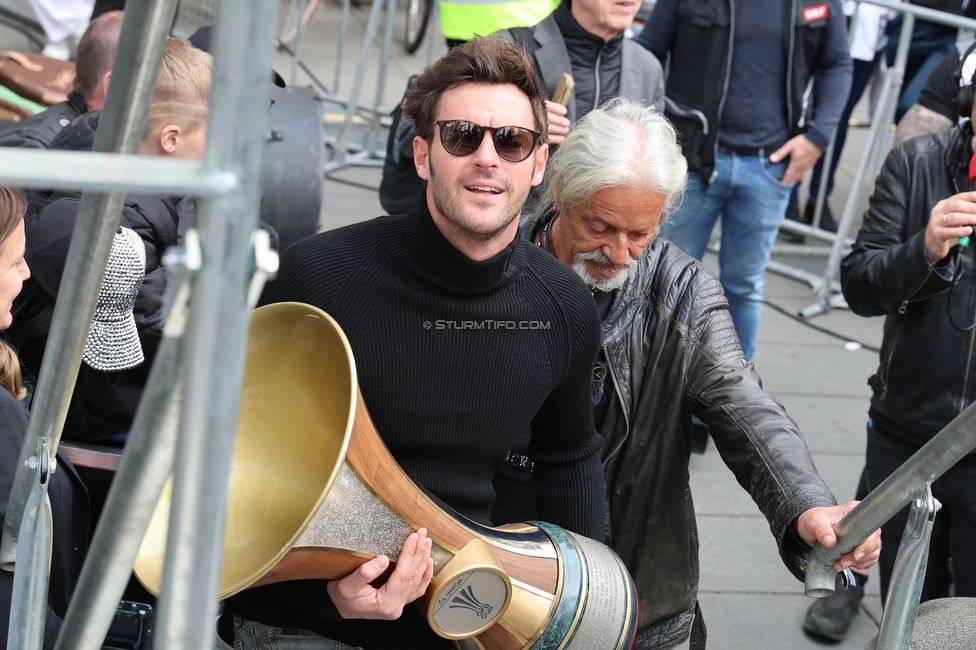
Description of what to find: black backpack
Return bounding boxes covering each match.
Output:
[378,75,424,216]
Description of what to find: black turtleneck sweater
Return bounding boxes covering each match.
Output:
[228,205,604,649]
[553,1,623,121]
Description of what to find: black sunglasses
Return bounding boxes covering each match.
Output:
[435,120,542,163]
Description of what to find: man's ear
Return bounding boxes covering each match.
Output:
[531,142,549,187]
[99,71,111,100]
[84,70,112,110]
[159,124,182,154]
[414,135,431,181]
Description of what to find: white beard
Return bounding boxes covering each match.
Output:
[571,249,636,292]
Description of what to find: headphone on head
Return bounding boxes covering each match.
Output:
[954,40,976,119]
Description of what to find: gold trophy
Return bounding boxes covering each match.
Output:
[135,302,637,648]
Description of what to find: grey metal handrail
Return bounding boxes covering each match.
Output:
[2,5,183,647]
[805,400,976,594]
[151,0,279,645]
[53,262,191,650]
[875,488,941,650]
[0,150,237,195]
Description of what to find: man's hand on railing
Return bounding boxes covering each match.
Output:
[796,501,882,572]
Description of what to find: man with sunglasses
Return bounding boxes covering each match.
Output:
[498,99,882,650]
[223,36,605,650]
[379,0,665,217]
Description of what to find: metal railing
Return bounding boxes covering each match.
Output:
[0,1,42,48]
[805,400,976,648]
[771,0,976,318]
[0,0,280,648]
[323,0,440,175]
[172,0,216,38]
[176,0,438,184]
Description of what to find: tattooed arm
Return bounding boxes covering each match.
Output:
[894,104,954,148]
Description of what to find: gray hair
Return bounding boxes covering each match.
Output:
[543,98,687,222]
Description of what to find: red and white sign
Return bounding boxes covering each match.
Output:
[803,4,828,22]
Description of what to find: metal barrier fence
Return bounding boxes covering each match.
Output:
[179,0,435,177]
[0,1,279,649]
[172,0,216,38]
[772,0,976,319]
[0,1,974,648]
[320,0,439,175]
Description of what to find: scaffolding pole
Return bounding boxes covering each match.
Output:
[0,3,184,646]
[0,0,279,647]
[151,0,279,646]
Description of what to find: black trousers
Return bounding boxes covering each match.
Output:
[865,418,976,603]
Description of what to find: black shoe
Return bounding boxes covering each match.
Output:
[805,203,837,233]
[803,573,866,643]
[785,203,804,223]
[780,203,806,243]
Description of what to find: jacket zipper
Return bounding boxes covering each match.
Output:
[665,97,709,135]
[883,269,936,399]
[877,324,899,401]
[797,78,814,129]
[786,0,796,130]
[593,41,606,112]
[601,345,630,469]
[711,0,735,184]
[897,270,933,314]
[961,327,976,413]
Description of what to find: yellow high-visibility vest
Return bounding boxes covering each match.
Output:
[439,0,560,42]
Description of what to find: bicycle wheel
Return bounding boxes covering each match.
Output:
[403,0,432,54]
[277,0,322,47]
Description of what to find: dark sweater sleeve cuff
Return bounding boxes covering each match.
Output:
[803,129,829,151]
[278,580,345,622]
[780,524,815,582]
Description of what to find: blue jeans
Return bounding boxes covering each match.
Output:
[234,616,363,650]
[659,149,791,359]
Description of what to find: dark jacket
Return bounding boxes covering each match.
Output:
[636,0,852,182]
[501,7,665,126]
[4,111,191,441]
[0,91,88,149]
[841,126,976,450]
[0,388,89,649]
[521,216,837,648]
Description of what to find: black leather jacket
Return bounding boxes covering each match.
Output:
[0,91,88,149]
[841,127,976,450]
[523,217,837,648]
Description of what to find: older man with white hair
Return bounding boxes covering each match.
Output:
[497,98,882,650]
